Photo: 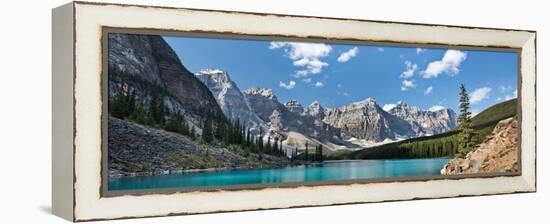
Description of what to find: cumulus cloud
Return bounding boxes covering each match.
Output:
[383,104,397,111]
[337,47,358,63]
[424,86,433,95]
[422,50,467,79]
[401,79,416,91]
[416,48,426,54]
[400,60,417,78]
[428,105,446,112]
[337,84,343,88]
[470,87,491,104]
[279,80,296,89]
[269,41,332,77]
[314,81,324,88]
[302,78,312,83]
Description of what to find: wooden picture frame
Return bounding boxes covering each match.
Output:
[52,1,536,222]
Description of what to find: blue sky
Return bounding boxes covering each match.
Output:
[164,35,518,114]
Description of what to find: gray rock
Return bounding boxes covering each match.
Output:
[108,33,223,128]
[108,117,294,177]
[195,69,267,133]
[387,101,457,136]
[323,98,415,142]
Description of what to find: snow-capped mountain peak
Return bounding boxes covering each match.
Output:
[244,87,277,100]
[196,69,267,133]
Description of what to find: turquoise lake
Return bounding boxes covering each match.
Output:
[108,158,450,190]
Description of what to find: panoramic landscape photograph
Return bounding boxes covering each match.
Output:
[106,32,519,191]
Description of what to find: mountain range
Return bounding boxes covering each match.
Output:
[108,33,457,151]
[196,68,457,150]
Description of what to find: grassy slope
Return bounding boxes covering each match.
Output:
[329,99,518,160]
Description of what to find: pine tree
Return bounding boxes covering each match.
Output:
[214,112,224,141]
[202,115,214,143]
[190,126,196,140]
[304,142,309,161]
[127,89,136,116]
[149,92,165,126]
[258,128,264,153]
[318,144,324,162]
[279,139,283,156]
[129,104,146,124]
[273,137,279,155]
[246,128,251,146]
[311,145,316,161]
[109,94,128,119]
[457,84,477,157]
[266,136,272,154]
[179,117,189,135]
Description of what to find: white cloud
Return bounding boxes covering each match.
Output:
[377,47,385,52]
[337,84,343,88]
[424,86,433,95]
[337,47,358,63]
[400,60,417,78]
[499,85,512,93]
[383,104,397,111]
[338,91,350,96]
[314,81,324,88]
[302,78,312,83]
[428,105,446,112]
[401,79,416,91]
[422,50,467,79]
[504,88,518,100]
[279,80,296,90]
[470,87,492,104]
[416,48,426,54]
[269,41,332,77]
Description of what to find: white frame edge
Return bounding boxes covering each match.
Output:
[65,2,536,221]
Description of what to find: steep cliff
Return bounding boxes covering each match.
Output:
[195,69,267,133]
[387,101,457,136]
[244,88,342,146]
[108,33,223,127]
[323,98,415,142]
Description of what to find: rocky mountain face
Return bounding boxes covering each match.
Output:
[323,98,416,142]
[387,101,457,136]
[441,117,518,174]
[284,100,305,114]
[237,83,456,149]
[305,101,325,119]
[195,69,267,133]
[244,88,341,144]
[108,33,223,128]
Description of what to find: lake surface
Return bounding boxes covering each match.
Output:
[109,158,450,191]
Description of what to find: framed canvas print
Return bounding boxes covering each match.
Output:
[52,1,537,222]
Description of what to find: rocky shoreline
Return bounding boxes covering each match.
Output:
[109,164,303,179]
[108,117,300,178]
[441,117,518,175]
